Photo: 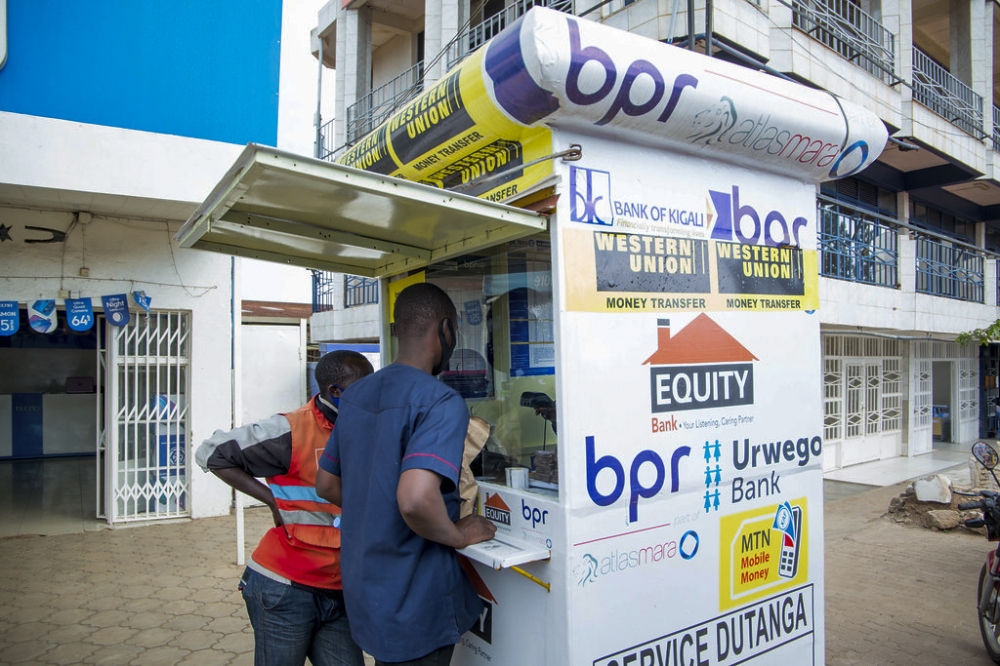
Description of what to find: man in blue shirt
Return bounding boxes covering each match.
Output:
[316,282,497,665]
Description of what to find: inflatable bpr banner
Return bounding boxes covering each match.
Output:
[339,7,888,199]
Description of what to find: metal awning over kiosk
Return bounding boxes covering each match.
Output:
[175,145,548,277]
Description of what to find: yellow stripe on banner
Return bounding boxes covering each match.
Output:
[338,49,554,203]
[562,227,819,313]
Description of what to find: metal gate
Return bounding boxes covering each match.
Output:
[909,341,933,456]
[105,311,191,523]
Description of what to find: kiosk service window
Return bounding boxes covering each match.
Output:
[393,234,558,495]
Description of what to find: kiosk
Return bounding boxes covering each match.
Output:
[177,8,887,664]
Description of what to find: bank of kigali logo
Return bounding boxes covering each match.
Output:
[570,166,613,226]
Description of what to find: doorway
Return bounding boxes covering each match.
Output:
[0,308,102,536]
[932,361,953,443]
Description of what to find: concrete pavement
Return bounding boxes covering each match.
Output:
[0,481,996,665]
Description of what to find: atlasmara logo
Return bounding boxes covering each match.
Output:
[483,493,511,526]
[644,315,757,413]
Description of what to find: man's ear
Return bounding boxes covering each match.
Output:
[329,384,343,398]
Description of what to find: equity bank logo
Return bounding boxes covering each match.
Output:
[483,493,511,526]
[644,314,757,414]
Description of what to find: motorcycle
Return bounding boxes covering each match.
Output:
[960,440,1000,663]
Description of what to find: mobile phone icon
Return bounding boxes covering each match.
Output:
[777,505,802,579]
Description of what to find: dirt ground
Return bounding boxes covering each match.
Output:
[885,477,992,534]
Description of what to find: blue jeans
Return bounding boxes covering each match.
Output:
[241,568,365,666]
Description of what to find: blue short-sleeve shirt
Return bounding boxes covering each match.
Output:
[320,363,480,662]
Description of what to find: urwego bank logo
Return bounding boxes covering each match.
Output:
[644,314,757,413]
[483,492,511,526]
[570,166,613,226]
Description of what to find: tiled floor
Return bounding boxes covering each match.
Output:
[0,456,106,538]
[0,443,984,537]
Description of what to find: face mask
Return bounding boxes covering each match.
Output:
[432,319,456,376]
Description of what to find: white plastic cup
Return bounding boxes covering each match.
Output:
[506,467,529,489]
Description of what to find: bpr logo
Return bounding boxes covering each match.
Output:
[709,186,808,247]
[570,166,613,226]
[586,435,691,523]
[644,315,757,413]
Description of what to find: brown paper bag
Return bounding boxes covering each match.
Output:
[460,416,490,518]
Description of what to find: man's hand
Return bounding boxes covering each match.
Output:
[269,505,284,528]
[455,514,496,548]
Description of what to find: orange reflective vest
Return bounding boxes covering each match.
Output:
[251,399,343,590]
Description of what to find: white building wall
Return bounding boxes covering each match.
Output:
[373,33,416,89]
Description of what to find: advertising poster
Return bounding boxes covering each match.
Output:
[65,297,94,332]
[28,299,57,333]
[0,300,18,336]
[555,133,824,665]
[338,7,885,205]
[561,156,820,313]
[102,293,131,327]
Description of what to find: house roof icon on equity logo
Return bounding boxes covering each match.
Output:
[643,314,758,366]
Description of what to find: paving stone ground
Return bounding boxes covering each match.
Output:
[1,487,997,665]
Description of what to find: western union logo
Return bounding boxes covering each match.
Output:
[594,232,711,293]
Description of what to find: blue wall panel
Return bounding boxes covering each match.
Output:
[0,1,282,145]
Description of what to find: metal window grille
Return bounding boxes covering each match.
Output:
[312,271,336,313]
[912,46,985,139]
[107,311,191,523]
[824,357,843,442]
[790,0,896,84]
[345,276,380,308]
[346,61,426,146]
[881,358,902,431]
[818,201,898,287]
[446,0,574,70]
[915,236,984,302]
[960,358,979,424]
[994,105,1000,153]
[823,334,904,445]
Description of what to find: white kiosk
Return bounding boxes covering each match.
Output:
[178,8,887,664]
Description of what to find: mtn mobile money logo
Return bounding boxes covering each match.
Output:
[644,314,757,416]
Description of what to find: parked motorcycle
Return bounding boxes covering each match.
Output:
[960,440,1000,663]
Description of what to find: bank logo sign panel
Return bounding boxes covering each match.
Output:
[559,131,824,665]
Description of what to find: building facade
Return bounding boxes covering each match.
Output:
[0,1,317,526]
[312,0,1000,470]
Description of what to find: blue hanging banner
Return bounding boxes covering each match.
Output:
[102,294,131,327]
[0,301,19,336]
[133,291,152,315]
[65,298,95,332]
[464,300,483,326]
[28,300,58,333]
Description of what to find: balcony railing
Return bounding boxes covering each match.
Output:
[318,118,337,161]
[345,61,425,147]
[345,276,380,308]
[312,271,336,313]
[790,0,896,84]
[818,200,899,288]
[445,0,574,71]
[915,236,984,302]
[993,105,1000,153]
[912,47,985,139]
